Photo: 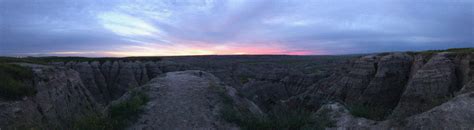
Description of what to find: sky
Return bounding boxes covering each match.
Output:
[0,0,473,57]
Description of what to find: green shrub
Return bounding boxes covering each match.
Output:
[109,91,149,127]
[445,48,474,53]
[72,114,112,130]
[416,48,474,55]
[0,63,35,100]
[221,104,334,130]
[213,83,334,130]
[267,106,333,130]
[0,57,48,64]
[73,90,149,130]
[431,95,454,107]
[348,104,388,121]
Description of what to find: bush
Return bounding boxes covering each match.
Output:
[445,48,474,53]
[221,104,334,130]
[109,91,149,127]
[73,91,149,130]
[0,63,35,100]
[348,104,388,121]
[431,95,454,107]
[416,48,474,55]
[72,114,112,130]
[214,83,334,130]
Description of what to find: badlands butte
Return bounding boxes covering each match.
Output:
[0,48,473,129]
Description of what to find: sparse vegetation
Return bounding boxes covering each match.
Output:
[431,95,454,107]
[0,63,36,100]
[36,56,162,63]
[348,104,389,121]
[73,90,149,130]
[237,75,253,84]
[109,90,149,127]
[211,82,334,130]
[406,48,474,63]
[72,114,112,130]
[221,104,334,130]
[416,48,474,55]
[432,48,473,53]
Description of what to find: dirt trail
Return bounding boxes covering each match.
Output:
[128,70,235,130]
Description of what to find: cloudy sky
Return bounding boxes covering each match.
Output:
[0,0,473,56]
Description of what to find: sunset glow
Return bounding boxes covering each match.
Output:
[48,43,316,57]
[1,0,472,57]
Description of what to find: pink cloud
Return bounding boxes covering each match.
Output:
[98,41,318,57]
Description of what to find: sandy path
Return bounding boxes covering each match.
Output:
[128,70,233,130]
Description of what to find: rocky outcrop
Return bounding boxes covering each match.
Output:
[401,92,474,129]
[128,70,261,129]
[391,53,458,118]
[56,60,188,104]
[459,78,474,94]
[240,70,314,111]
[297,55,381,110]
[1,50,471,129]
[357,53,413,110]
[301,53,413,112]
[300,52,473,121]
[457,54,474,94]
[342,55,380,103]
[321,92,474,129]
[316,102,378,129]
[0,64,99,129]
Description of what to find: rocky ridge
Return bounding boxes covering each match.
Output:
[0,64,99,129]
[320,91,474,129]
[298,51,474,129]
[126,70,261,129]
[54,60,188,104]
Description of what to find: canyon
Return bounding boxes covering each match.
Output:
[0,49,473,129]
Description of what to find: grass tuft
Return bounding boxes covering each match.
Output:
[348,104,389,121]
[0,63,36,100]
[221,104,334,130]
[416,48,474,55]
[211,83,334,130]
[109,90,150,127]
[72,114,112,130]
[73,90,149,130]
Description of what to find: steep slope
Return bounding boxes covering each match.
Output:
[400,91,474,129]
[319,91,474,129]
[357,53,413,109]
[301,53,413,115]
[299,51,473,121]
[55,60,188,104]
[390,53,458,118]
[127,70,262,129]
[0,64,99,129]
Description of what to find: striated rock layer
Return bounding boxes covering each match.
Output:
[390,53,458,118]
[300,52,474,121]
[55,60,188,104]
[0,64,100,129]
[320,91,474,129]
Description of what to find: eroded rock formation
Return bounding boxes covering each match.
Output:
[1,50,473,129]
[0,64,99,129]
[56,61,188,104]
